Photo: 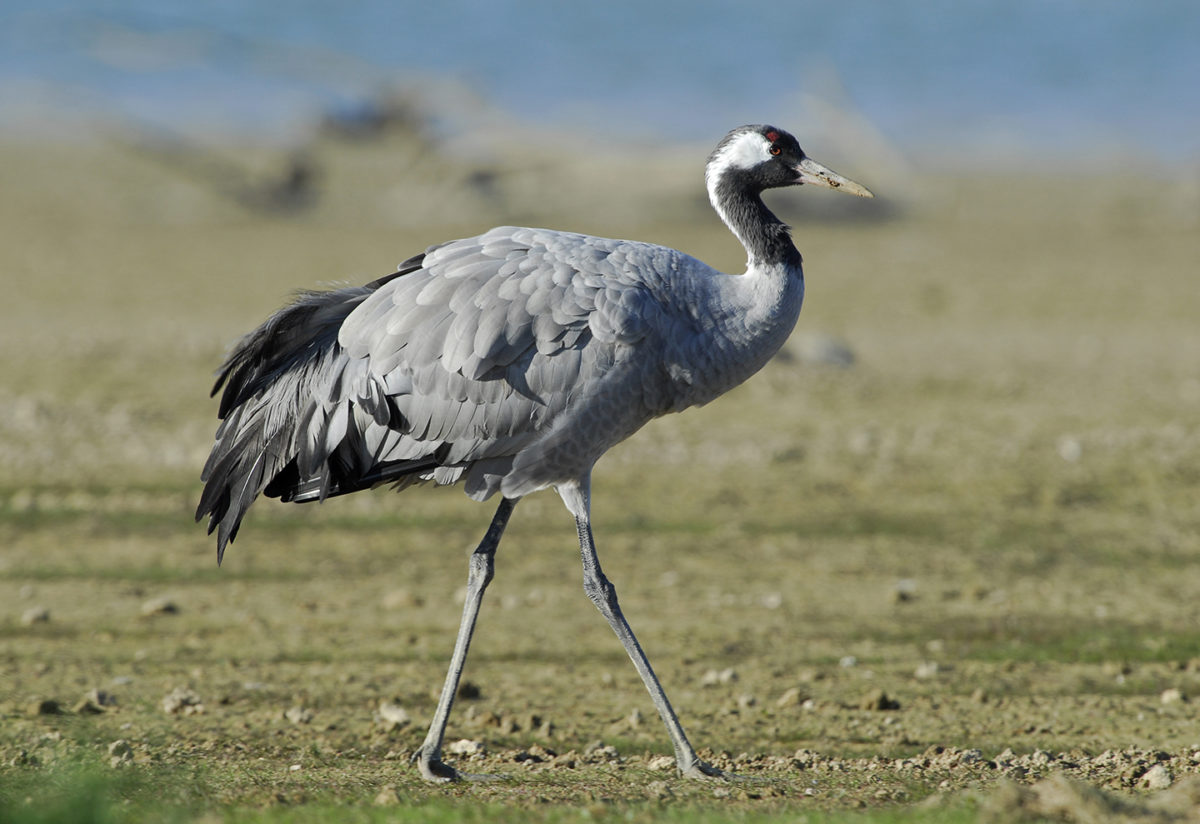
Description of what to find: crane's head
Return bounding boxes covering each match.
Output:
[706,124,874,199]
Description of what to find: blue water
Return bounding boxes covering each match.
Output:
[1,1,1197,165]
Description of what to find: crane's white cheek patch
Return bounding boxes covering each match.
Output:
[712,132,770,171]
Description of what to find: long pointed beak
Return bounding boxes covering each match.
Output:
[796,156,874,198]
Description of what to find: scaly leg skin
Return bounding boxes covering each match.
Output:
[410,498,516,783]
[574,506,731,781]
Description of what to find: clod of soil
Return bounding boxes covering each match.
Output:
[161,687,204,715]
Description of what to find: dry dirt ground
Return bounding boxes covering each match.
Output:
[1,123,1199,821]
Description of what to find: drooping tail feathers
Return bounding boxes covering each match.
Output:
[196,263,427,563]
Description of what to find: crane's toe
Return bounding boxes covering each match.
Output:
[679,759,764,781]
[412,746,505,783]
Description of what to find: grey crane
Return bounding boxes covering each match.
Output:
[197,124,873,782]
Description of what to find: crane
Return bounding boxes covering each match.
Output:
[197,124,873,781]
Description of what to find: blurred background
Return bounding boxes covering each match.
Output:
[2,0,1199,168]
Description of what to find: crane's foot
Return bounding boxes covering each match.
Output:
[679,759,731,780]
[679,758,765,781]
[412,746,504,784]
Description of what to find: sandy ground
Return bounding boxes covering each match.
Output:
[1,120,1200,819]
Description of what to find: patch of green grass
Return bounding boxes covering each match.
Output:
[0,760,191,824]
[0,760,980,824]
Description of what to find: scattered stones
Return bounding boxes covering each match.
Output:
[583,741,620,762]
[1141,763,1174,790]
[446,738,485,757]
[647,754,676,771]
[20,606,50,626]
[108,739,133,767]
[700,667,738,686]
[978,772,1200,824]
[161,687,204,715]
[527,744,555,761]
[140,596,179,617]
[284,706,313,724]
[86,689,118,708]
[858,689,901,711]
[376,700,411,730]
[9,750,38,767]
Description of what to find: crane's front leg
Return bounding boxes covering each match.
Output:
[412,497,517,782]
[574,511,726,780]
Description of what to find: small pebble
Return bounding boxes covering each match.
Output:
[858,689,900,711]
[914,661,940,679]
[86,689,118,707]
[108,740,133,767]
[647,754,675,771]
[446,739,485,756]
[284,706,313,724]
[893,579,918,603]
[161,687,204,715]
[700,668,738,686]
[141,596,179,617]
[73,698,105,715]
[1140,764,1173,790]
[377,700,410,729]
[776,687,807,708]
[1161,688,1187,704]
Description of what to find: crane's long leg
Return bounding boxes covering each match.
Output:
[575,512,725,779]
[412,497,516,783]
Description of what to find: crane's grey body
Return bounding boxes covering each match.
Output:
[198,125,872,782]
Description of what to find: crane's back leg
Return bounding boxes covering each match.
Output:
[412,497,516,783]
[574,512,725,779]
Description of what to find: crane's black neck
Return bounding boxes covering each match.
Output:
[711,172,802,269]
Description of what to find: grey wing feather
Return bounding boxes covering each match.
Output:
[198,226,689,561]
[335,226,669,472]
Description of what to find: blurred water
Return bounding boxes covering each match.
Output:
[1,0,1197,165]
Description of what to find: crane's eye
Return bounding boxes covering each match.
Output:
[769,145,782,156]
